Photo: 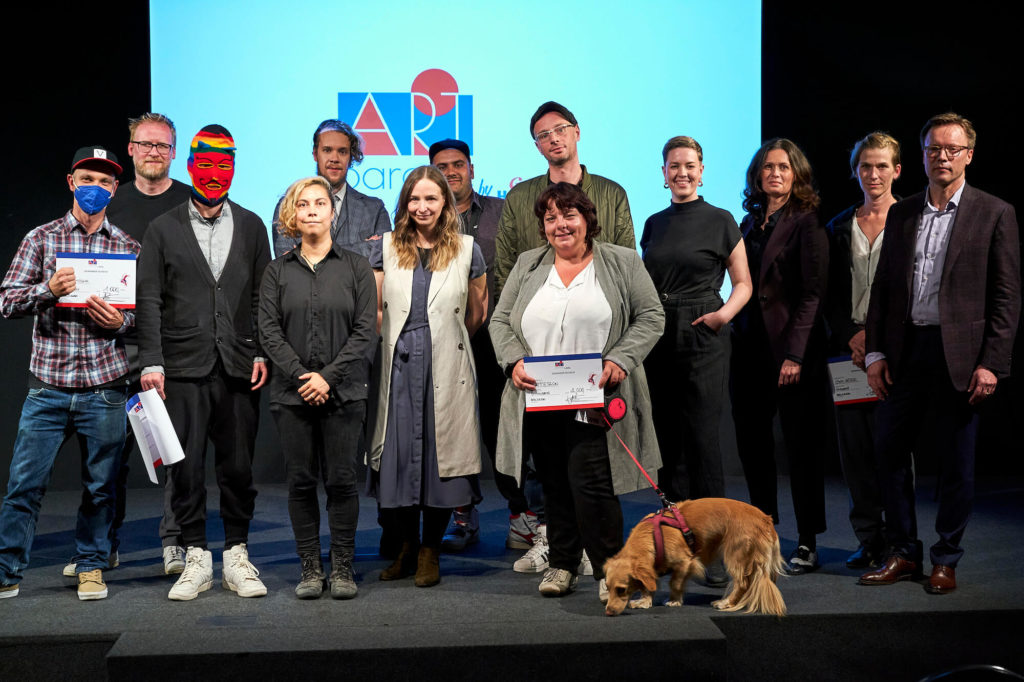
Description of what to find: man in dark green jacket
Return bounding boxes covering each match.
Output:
[494,101,635,301]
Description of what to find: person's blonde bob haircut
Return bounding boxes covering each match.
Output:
[278,176,333,239]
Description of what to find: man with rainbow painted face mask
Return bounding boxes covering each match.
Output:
[0,146,140,601]
[136,124,272,601]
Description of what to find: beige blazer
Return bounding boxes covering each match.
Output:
[370,233,482,477]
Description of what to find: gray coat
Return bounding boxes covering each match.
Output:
[489,241,664,495]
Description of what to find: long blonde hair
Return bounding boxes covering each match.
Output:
[391,166,462,271]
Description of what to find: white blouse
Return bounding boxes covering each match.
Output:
[521,260,612,356]
[850,216,884,326]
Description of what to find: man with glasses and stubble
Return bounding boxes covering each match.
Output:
[859,113,1019,595]
[491,102,636,577]
[59,114,193,580]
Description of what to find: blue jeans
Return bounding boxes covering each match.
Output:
[0,386,127,585]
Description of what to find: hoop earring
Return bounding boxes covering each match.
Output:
[664,182,669,189]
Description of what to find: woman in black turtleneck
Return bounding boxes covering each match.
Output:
[640,136,751,575]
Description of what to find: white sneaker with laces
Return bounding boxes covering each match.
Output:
[163,545,186,575]
[538,567,578,596]
[513,524,549,573]
[168,547,213,601]
[598,577,609,604]
[579,550,594,576]
[506,511,540,549]
[222,543,267,597]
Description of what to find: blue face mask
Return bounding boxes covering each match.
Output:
[74,183,113,215]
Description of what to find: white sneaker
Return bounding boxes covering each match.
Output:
[598,577,609,604]
[64,551,119,577]
[168,547,213,601]
[506,511,540,549]
[513,524,549,573]
[579,550,594,576]
[163,545,186,575]
[222,543,267,598]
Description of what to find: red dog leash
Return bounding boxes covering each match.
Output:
[602,404,698,561]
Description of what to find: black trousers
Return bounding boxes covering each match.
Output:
[272,400,365,556]
[525,411,622,580]
[835,401,884,551]
[165,367,259,549]
[874,326,977,568]
[472,328,529,514]
[645,295,728,502]
[730,330,829,539]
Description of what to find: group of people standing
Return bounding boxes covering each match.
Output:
[0,104,1017,607]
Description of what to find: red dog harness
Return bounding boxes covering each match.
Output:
[645,506,698,573]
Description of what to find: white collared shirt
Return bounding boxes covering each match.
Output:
[521,260,612,356]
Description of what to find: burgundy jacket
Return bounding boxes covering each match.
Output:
[865,184,1020,391]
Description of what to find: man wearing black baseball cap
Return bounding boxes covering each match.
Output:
[494,101,635,299]
[427,139,526,555]
[0,145,140,601]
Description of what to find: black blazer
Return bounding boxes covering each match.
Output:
[865,184,1020,391]
[739,208,829,366]
[137,200,271,381]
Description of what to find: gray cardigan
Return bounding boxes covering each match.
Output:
[488,241,664,495]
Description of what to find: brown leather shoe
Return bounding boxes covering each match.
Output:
[414,546,441,588]
[857,555,921,585]
[380,541,418,581]
[925,565,956,594]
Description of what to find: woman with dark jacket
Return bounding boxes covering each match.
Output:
[730,138,830,575]
[825,132,902,570]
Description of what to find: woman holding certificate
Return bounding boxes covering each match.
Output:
[369,166,487,588]
[490,182,664,601]
[258,176,377,600]
[730,138,830,576]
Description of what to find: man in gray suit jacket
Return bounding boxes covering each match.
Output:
[860,113,1020,594]
[272,119,391,260]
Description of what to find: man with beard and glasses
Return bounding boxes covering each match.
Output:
[492,101,637,577]
[61,113,192,580]
[137,125,272,601]
[271,119,391,259]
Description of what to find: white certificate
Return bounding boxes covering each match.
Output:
[126,389,185,484]
[828,357,878,405]
[54,252,137,308]
[524,353,605,412]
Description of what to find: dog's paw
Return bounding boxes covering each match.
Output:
[628,595,653,609]
[711,599,733,611]
[664,599,683,607]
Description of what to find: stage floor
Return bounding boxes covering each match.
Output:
[2,475,1022,681]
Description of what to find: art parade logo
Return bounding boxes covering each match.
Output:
[338,69,473,156]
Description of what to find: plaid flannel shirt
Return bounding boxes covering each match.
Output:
[0,211,141,388]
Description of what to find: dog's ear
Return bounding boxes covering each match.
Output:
[631,559,659,593]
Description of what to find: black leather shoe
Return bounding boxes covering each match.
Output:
[846,545,883,570]
[858,555,921,585]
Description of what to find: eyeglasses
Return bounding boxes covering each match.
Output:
[924,145,970,159]
[131,140,173,155]
[534,123,576,143]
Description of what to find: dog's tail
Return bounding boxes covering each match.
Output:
[725,515,787,616]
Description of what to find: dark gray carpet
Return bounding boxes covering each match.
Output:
[1,475,1021,681]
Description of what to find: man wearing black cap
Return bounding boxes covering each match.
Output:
[0,146,140,601]
[494,101,636,299]
[428,139,526,553]
[59,113,193,579]
[271,119,391,259]
[490,102,636,576]
[137,124,271,601]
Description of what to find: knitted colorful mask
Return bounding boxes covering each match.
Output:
[187,125,236,206]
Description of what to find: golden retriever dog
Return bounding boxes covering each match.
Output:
[603,498,786,616]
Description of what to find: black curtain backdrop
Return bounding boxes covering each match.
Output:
[1,3,1019,490]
